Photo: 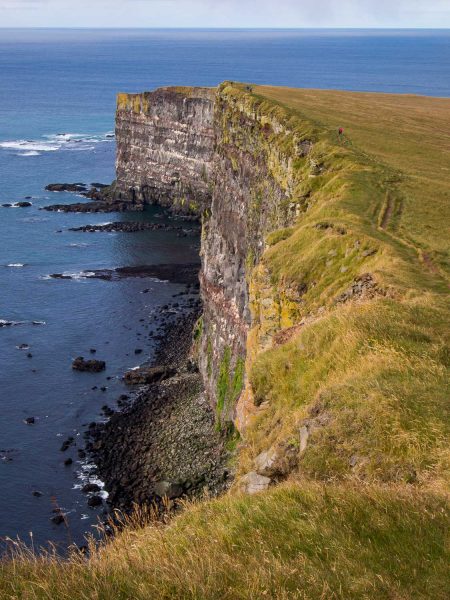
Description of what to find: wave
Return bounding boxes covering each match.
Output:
[0,141,59,152]
[6,263,26,267]
[0,131,114,157]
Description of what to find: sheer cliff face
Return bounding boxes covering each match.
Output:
[115,83,303,430]
[115,87,215,213]
[198,87,301,429]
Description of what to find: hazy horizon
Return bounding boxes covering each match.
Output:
[0,0,449,29]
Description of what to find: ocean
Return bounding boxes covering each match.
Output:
[0,28,449,552]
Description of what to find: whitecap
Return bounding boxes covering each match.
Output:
[0,140,59,152]
[6,263,25,267]
[18,151,40,157]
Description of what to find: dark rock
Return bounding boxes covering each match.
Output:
[89,348,97,354]
[45,183,87,192]
[60,437,75,452]
[153,481,184,499]
[51,514,65,525]
[87,495,103,507]
[27,353,33,358]
[82,483,101,493]
[15,201,32,207]
[2,204,12,208]
[64,458,73,466]
[124,365,176,385]
[69,222,184,233]
[32,490,43,497]
[72,356,106,373]
[134,349,143,355]
[24,417,35,425]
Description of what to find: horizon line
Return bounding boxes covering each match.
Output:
[0,26,449,31]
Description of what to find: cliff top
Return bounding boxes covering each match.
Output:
[255,84,450,277]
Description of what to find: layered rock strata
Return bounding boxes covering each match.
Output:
[114,87,215,213]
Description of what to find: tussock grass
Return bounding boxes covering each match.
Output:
[1,484,448,599]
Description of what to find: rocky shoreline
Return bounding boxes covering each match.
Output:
[86,303,233,514]
[36,179,232,522]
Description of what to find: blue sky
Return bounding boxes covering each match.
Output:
[0,0,449,28]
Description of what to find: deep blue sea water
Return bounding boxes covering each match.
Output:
[0,28,449,552]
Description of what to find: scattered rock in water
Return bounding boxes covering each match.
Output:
[134,349,143,355]
[64,458,73,466]
[24,417,35,425]
[60,437,75,452]
[15,201,32,208]
[89,348,97,354]
[102,405,115,417]
[123,365,176,385]
[51,513,65,525]
[87,495,103,508]
[27,353,33,358]
[17,343,30,350]
[100,386,107,392]
[2,204,12,208]
[72,356,106,373]
[42,200,144,213]
[68,222,193,234]
[82,483,101,494]
[46,183,87,193]
[32,490,43,497]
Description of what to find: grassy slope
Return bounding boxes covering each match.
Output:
[1,86,449,599]
[259,86,450,274]
[239,85,449,490]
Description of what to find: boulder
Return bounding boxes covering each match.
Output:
[15,201,32,207]
[237,472,271,495]
[124,365,175,385]
[254,442,299,478]
[87,495,103,508]
[82,483,101,493]
[45,183,87,192]
[153,480,184,499]
[72,356,106,373]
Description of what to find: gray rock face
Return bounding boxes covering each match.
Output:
[114,87,215,213]
[113,83,302,429]
[198,87,299,426]
[237,472,271,494]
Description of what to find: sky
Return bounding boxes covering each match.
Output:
[0,0,449,28]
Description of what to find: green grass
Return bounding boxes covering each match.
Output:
[1,484,448,599]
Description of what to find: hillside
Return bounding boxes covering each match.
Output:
[1,84,449,599]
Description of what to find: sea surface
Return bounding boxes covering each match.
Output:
[0,28,449,552]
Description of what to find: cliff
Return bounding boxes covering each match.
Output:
[114,86,215,213]
[115,82,449,495]
[2,84,449,599]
